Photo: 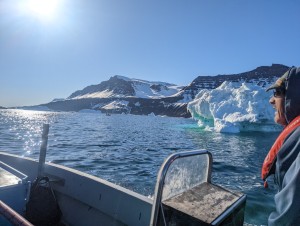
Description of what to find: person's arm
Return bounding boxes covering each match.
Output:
[268,129,300,226]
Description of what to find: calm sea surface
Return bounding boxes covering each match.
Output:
[0,109,279,225]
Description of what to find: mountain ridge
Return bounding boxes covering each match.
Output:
[29,64,290,117]
[179,63,289,100]
[68,75,182,99]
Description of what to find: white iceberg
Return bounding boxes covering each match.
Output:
[187,81,281,133]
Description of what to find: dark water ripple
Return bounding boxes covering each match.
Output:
[0,109,279,225]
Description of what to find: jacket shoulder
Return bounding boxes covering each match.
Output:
[276,126,300,188]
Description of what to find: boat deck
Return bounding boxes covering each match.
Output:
[0,166,21,187]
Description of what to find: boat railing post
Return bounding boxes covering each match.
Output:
[37,124,49,178]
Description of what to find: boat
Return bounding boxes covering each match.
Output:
[0,124,246,226]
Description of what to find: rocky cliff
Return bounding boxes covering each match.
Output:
[178,64,289,100]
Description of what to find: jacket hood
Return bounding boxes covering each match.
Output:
[284,67,300,123]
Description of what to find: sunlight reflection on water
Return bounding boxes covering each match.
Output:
[0,109,279,225]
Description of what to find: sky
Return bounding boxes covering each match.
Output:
[0,0,300,107]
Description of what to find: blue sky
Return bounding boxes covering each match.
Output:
[0,0,300,107]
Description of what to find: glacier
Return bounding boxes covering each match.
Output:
[187,81,282,133]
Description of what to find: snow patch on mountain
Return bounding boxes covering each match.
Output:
[133,82,180,98]
[102,100,129,110]
[72,90,120,99]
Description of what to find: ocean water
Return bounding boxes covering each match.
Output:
[0,109,279,225]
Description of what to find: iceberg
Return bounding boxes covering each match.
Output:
[187,81,281,133]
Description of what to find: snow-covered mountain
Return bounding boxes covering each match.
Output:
[64,64,289,104]
[36,64,290,119]
[68,75,183,99]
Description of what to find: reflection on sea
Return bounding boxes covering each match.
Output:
[0,109,279,225]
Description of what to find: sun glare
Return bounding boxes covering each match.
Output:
[26,0,60,21]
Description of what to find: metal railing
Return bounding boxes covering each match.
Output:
[150,150,212,226]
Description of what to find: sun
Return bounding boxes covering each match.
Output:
[26,0,60,21]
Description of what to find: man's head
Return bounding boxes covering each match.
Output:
[269,88,287,126]
[266,67,300,125]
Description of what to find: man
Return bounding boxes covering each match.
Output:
[262,66,300,226]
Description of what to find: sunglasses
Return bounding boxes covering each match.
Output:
[273,89,285,97]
